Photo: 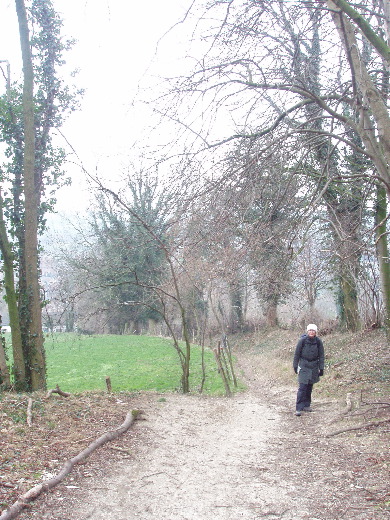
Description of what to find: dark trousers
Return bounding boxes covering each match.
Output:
[296,383,313,411]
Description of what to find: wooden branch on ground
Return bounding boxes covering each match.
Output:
[360,389,390,407]
[26,398,33,427]
[0,410,140,520]
[326,418,390,438]
[45,385,70,398]
[362,401,390,408]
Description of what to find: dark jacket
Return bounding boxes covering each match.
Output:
[293,335,324,384]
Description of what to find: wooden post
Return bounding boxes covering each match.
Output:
[105,376,112,393]
[26,398,33,427]
[223,336,238,388]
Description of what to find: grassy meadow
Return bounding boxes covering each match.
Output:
[25,333,240,395]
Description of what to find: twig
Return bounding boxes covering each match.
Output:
[326,418,390,437]
[45,385,70,399]
[362,401,390,407]
[360,389,390,407]
[349,405,389,418]
[108,445,131,454]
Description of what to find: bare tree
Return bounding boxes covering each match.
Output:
[157,0,390,331]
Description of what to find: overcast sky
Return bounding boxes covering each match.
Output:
[1,0,195,213]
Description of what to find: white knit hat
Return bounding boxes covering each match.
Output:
[307,324,318,332]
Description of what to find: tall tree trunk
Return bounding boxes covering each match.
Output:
[265,297,278,328]
[0,191,26,389]
[375,183,390,334]
[229,283,245,332]
[325,187,361,331]
[338,269,360,331]
[326,200,361,332]
[15,0,46,391]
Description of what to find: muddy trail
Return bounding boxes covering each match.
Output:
[12,344,389,520]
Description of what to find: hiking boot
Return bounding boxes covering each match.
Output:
[295,410,302,416]
[303,407,313,412]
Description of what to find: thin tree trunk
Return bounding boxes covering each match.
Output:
[0,339,11,389]
[179,303,191,393]
[265,298,278,328]
[230,283,244,332]
[0,191,25,389]
[15,0,46,390]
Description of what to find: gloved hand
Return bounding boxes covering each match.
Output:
[319,369,324,376]
[294,367,298,374]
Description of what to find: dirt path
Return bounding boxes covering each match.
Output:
[19,349,389,520]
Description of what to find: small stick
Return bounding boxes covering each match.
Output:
[326,418,390,438]
[26,398,33,427]
[45,385,70,399]
[105,376,112,393]
[343,392,353,413]
[108,445,131,454]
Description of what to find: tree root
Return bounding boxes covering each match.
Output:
[326,418,390,438]
[0,409,140,520]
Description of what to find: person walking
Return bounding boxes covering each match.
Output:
[293,324,324,416]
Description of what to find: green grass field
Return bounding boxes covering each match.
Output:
[36,333,240,395]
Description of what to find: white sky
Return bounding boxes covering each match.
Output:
[0,0,196,214]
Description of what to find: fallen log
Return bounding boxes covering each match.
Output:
[0,409,140,520]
